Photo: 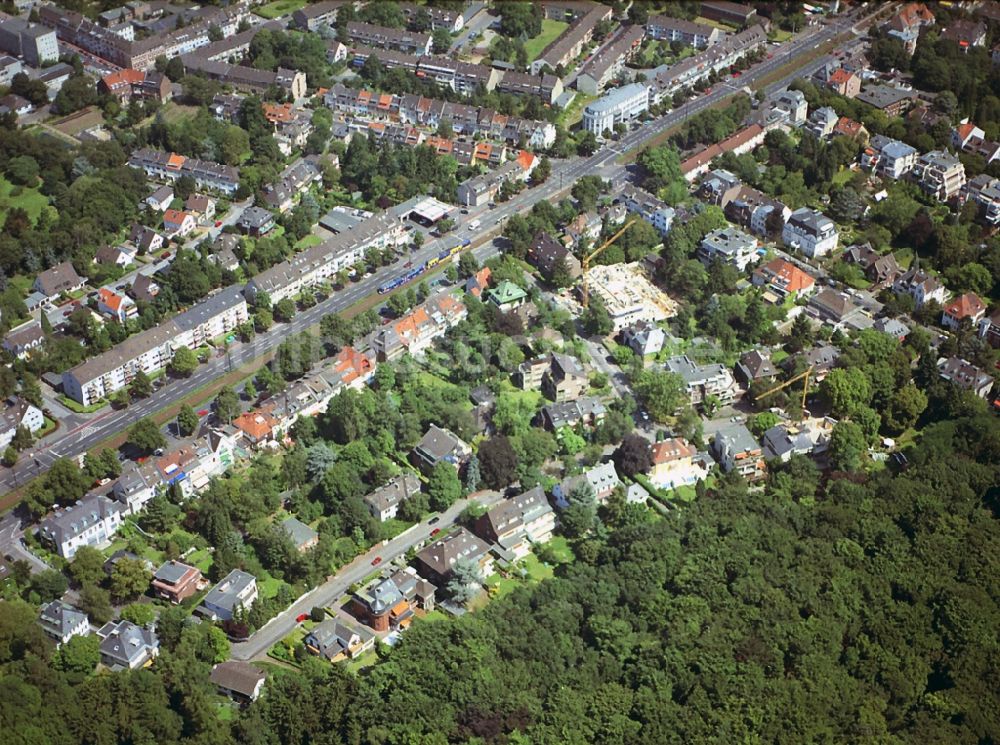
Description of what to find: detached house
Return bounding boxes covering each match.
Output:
[783,208,839,258]
[648,438,706,490]
[752,258,816,302]
[473,486,555,562]
[736,349,778,385]
[621,321,666,357]
[555,461,622,505]
[410,424,471,475]
[362,473,421,522]
[351,576,415,632]
[893,267,948,308]
[978,309,1000,348]
[38,601,89,646]
[528,231,582,282]
[886,3,934,55]
[201,570,258,621]
[3,321,45,359]
[664,354,738,407]
[210,661,267,704]
[698,226,759,271]
[942,293,986,330]
[97,287,138,323]
[862,136,917,180]
[34,261,84,301]
[39,495,125,559]
[98,620,158,670]
[162,209,195,238]
[304,619,374,662]
[938,357,994,398]
[826,68,861,98]
[413,527,494,587]
[912,150,966,201]
[151,560,202,604]
[711,423,765,481]
[0,398,44,451]
[843,244,901,287]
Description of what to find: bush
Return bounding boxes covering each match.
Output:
[310,606,326,622]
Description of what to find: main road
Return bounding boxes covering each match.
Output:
[0,14,862,496]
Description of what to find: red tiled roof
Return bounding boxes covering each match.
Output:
[754,258,815,294]
[651,438,696,465]
[163,209,190,226]
[945,292,986,319]
[828,68,854,85]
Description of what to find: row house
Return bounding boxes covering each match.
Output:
[349,45,500,97]
[345,21,431,55]
[618,184,675,236]
[456,150,538,206]
[647,16,720,48]
[649,23,767,103]
[575,24,645,95]
[180,55,307,100]
[154,429,237,497]
[680,124,766,181]
[128,148,240,196]
[496,70,565,106]
[244,211,407,303]
[369,292,468,362]
[530,1,612,75]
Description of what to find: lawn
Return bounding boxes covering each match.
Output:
[186,548,214,573]
[257,572,286,600]
[670,475,716,503]
[831,168,855,187]
[295,234,324,250]
[557,92,596,128]
[0,176,54,229]
[58,394,108,414]
[770,28,794,43]
[524,19,568,62]
[540,535,573,564]
[255,0,305,19]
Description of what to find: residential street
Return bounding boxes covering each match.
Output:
[231,489,504,661]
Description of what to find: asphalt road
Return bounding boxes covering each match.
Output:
[0,16,859,497]
[231,489,504,661]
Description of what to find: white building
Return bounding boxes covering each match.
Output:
[0,398,44,450]
[782,208,839,258]
[201,569,258,621]
[619,184,675,236]
[582,83,649,137]
[38,495,126,559]
[698,227,759,271]
[38,601,90,646]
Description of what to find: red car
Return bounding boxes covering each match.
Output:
[295,613,309,623]
[430,528,441,537]
[197,409,209,417]
[371,556,382,566]
[215,220,223,227]
[731,71,741,77]
[767,53,774,59]
[161,251,170,259]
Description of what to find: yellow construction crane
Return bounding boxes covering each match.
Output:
[581,218,637,309]
[755,366,814,418]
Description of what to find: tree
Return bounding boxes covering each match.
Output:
[613,434,652,478]
[110,557,151,601]
[431,27,451,54]
[127,418,166,454]
[120,603,156,627]
[54,634,100,677]
[215,386,240,424]
[464,455,480,493]
[561,482,596,538]
[305,442,338,482]
[177,404,199,436]
[44,458,89,505]
[446,556,484,604]
[427,462,462,511]
[582,295,614,337]
[820,368,872,419]
[130,369,152,398]
[827,420,866,472]
[170,346,199,378]
[2,447,16,467]
[274,298,297,322]
[78,583,113,625]
[30,569,68,602]
[69,545,105,587]
[884,384,927,435]
[532,156,552,185]
[749,411,781,438]
[633,370,686,422]
[478,435,519,490]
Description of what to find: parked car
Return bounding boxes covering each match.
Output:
[371,556,382,566]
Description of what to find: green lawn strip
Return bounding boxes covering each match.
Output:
[58,394,108,414]
[0,176,55,228]
[255,0,305,19]
[523,19,568,62]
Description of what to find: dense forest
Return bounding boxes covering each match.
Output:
[3,407,999,744]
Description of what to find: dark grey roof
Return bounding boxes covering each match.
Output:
[153,560,197,585]
[280,517,317,548]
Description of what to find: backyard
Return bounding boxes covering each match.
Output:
[524,19,569,62]
[255,0,305,19]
